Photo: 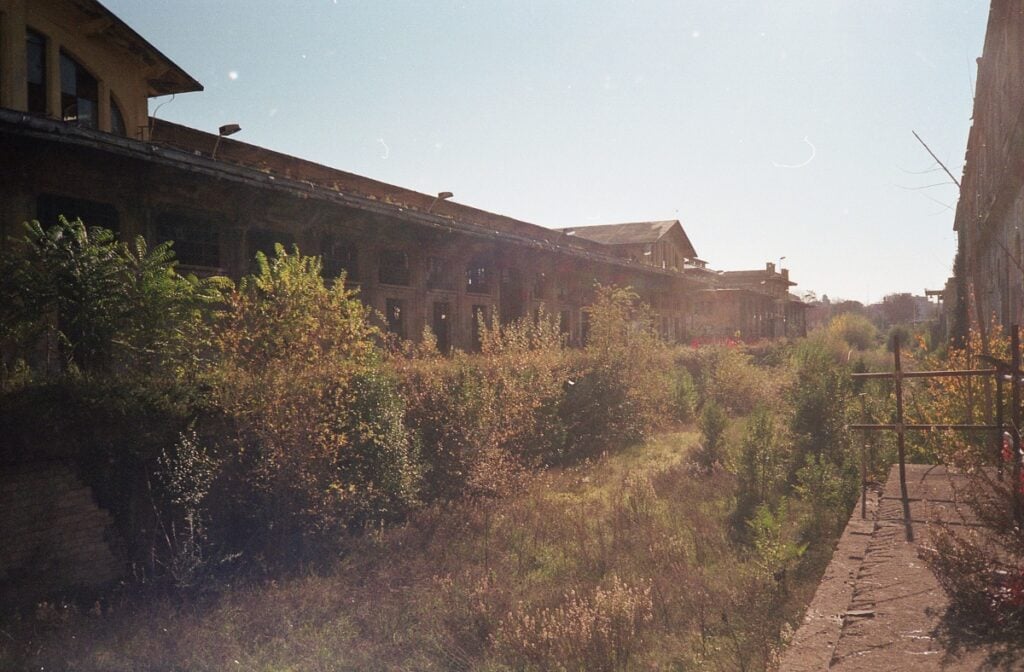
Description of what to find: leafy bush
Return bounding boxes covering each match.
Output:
[696,401,728,472]
[696,344,776,415]
[0,217,218,380]
[396,312,566,500]
[736,408,786,517]
[201,246,419,563]
[561,286,673,458]
[671,367,698,423]
[825,312,878,352]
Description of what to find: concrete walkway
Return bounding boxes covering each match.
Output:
[779,464,1021,671]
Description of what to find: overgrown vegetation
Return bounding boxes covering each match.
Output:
[0,219,865,670]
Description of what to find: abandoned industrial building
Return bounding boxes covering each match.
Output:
[0,0,806,348]
[948,1,1024,340]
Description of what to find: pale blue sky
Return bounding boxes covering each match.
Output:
[105,1,988,302]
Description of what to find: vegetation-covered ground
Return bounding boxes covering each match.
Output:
[0,218,881,670]
[3,430,847,671]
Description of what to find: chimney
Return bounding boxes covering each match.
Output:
[766,262,775,274]
[782,268,789,282]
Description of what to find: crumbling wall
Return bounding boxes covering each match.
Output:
[0,461,122,601]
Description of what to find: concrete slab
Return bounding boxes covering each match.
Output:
[780,464,1021,671]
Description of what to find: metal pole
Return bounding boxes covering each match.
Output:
[1013,326,1022,526]
[894,335,913,541]
[859,393,868,519]
[997,368,1005,480]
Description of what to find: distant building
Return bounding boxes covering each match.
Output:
[1,0,806,349]
[688,262,807,339]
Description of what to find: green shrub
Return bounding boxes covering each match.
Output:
[396,312,566,500]
[825,313,878,352]
[201,245,418,564]
[671,367,698,423]
[562,286,673,458]
[697,344,775,415]
[696,401,728,472]
[736,408,786,517]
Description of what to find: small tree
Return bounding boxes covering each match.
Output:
[696,401,728,472]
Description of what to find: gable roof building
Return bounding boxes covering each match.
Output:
[1,0,805,350]
[560,220,698,272]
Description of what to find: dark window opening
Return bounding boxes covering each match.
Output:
[379,249,410,286]
[559,310,571,336]
[471,304,490,351]
[322,236,359,281]
[156,212,221,268]
[110,96,127,136]
[37,194,119,234]
[533,272,549,298]
[427,256,453,289]
[432,301,452,355]
[247,228,295,272]
[581,310,591,346]
[466,256,491,294]
[386,299,406,339]
[60,51,98,129]
[27,30,46,115]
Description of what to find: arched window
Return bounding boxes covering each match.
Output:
[110,95,127,136]
[26,30,47,115]
[60,50,98,128]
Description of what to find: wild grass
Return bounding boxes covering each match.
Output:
[1,429,833,671]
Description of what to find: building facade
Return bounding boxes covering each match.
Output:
[1,0,806,350]
[952,1,1024,337]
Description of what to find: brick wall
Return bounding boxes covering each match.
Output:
[0,461,122,600]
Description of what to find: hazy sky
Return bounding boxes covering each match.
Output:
[105,1,988,302]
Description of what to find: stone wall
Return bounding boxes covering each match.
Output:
[0,461,122,602]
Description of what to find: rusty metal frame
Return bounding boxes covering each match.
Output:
[849,329,1023,541]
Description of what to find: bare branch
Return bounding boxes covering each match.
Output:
[912,130,961,189]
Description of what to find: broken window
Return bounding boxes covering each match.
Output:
[156,211,221,269]
[379,249,410,286]
[322,236,359,281]
[559,310,571,337]
[26,30,46,115]
[37,194,119,234]
[533,272,549,298]
[247,228,295,272]
[432,301,452,354]
[427,256,453,289]
[60,50,98,129]
[471,304,490,350]
[386,298,406,339]
[465,255,491,294]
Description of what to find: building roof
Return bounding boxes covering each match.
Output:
[558,220,698,258]
[2,110,713,291]
[720,269,796,287]
[560,220,677,244]
[69,0,203,96]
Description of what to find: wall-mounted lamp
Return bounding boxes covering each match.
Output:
[212,123,242,160]
[427,191,454,213]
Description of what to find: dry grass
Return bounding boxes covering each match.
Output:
[2,430,834,671]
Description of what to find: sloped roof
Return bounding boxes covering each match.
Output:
[69,0,203,96]
[559,220,697,258]
[560,220,677,244]
[720,269,796,287]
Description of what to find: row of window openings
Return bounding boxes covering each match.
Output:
[36,198,631,307]
[26,29,126,134]
[386,301,580,350]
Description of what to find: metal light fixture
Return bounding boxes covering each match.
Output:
[427,191,454,213]
[212,123,241,160]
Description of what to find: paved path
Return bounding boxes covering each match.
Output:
[780,464,1021,672]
